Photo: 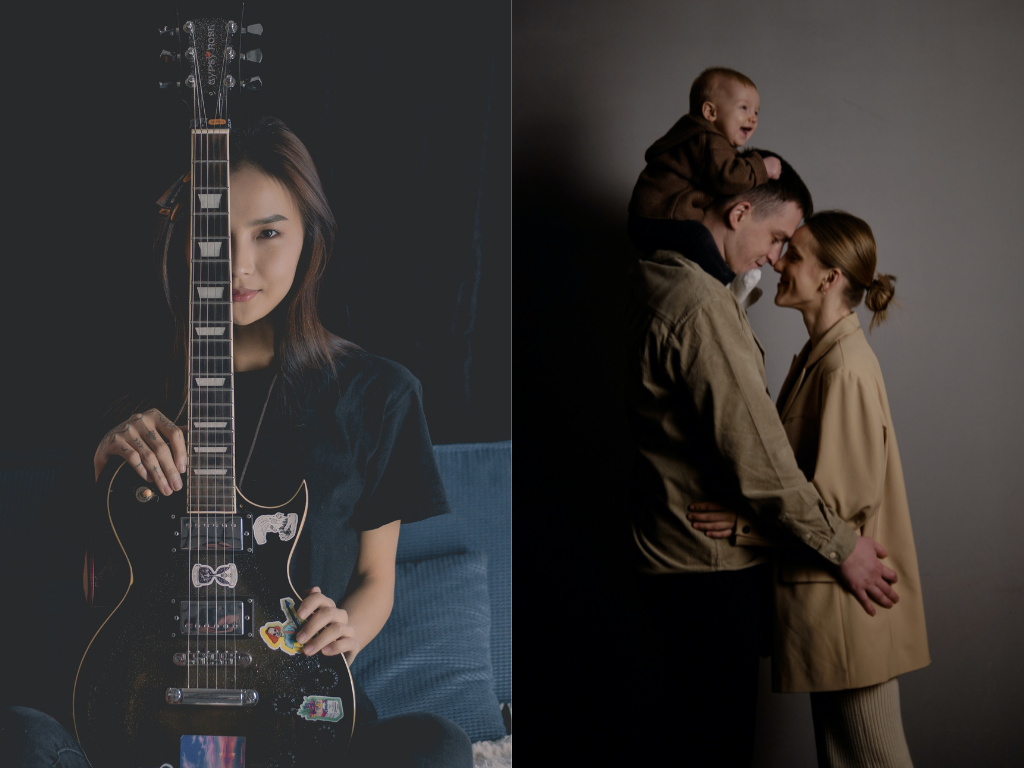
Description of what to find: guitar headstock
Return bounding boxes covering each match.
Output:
[158,14,264,125]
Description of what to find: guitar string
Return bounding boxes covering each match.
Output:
[197,61,205,691]
[188,30,198,692]
[225,63,238,691]
[188,38,196,691]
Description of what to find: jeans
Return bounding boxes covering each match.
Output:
[1,706,471,768]
[1,707,92,768]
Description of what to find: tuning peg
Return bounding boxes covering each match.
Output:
[158,25,178,37]
[243,48,263,64]
[158,81,179,90]
[241,76,263,92]
[241,23,263,36]
[159,49,179,65]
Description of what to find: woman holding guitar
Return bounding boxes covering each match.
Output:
[6,117,473,768]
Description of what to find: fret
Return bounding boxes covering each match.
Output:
[191,305,231,319]
[190,389,233,401]
[190,406,233,419]
[193,469,231,477]
[191,360,233,376]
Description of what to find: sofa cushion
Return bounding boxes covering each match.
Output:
[351,551,506,742]
[401,442,512,705]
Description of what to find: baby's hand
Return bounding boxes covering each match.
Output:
[763,156,782,180]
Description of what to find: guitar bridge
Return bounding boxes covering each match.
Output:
[166,688,258,706]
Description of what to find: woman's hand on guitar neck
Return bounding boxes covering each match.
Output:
[94,408,187,496]
[295,587,362,663]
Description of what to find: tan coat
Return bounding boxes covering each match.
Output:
[739,312,930,692]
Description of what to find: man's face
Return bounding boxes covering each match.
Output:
[722,201,803,274]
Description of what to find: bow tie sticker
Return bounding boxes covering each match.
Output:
[191,562,239,589]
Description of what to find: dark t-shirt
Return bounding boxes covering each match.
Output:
[233,350,450,603]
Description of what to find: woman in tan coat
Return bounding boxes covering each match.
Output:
[690,211,929,767]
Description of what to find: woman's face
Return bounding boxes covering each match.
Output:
[773,225,828,310]
[228,165,304,326]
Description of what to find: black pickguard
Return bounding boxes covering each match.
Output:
[73,460,356,768]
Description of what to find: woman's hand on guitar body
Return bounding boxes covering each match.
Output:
[94,408,187,495]
[296,586,361,662]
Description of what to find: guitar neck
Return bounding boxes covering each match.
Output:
[188,126,236,513]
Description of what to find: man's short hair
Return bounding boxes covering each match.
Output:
[718,150,814,221]
[689,67,757,116]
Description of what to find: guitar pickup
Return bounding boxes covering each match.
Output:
[178,599,249,636]
[173,651,253,667]
[180,516,246,550]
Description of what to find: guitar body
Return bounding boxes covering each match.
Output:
[74,461,356,768]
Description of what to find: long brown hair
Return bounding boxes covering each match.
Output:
[157,117,358,411]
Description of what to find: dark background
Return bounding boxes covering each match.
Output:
[3,0,509,449]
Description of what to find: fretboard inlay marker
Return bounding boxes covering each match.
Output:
[197,241,224,258]
[197,193,223,209]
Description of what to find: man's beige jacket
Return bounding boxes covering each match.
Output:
[625,250,857,573]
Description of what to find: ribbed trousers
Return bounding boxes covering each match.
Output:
[809,677,914,768]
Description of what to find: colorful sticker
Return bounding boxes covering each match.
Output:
[259,597,305,655]
[180,734,245,768]
[191,562,239,589]
[297,695,345,723]
[252,512,299,545]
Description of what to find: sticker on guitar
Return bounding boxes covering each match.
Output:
[297,695,345,723]
[252,512,299,545]
[180,734,245,768]
[192,563,238,589]
[259,597,305,655]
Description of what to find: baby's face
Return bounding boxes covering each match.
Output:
[711,82,760,147]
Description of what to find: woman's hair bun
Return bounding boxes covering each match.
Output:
[865,273,896,329]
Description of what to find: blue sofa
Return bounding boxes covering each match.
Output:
[2,440,511,746]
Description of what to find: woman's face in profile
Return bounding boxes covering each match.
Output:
[228,165,305,326]
[773,225,826,310]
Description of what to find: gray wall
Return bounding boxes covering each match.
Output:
[516,1,1024,765]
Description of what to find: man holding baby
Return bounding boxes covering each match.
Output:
[623,68,923,767]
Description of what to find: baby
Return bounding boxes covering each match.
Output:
[628,67,781,258]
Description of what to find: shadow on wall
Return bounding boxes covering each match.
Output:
[515,116,640,620]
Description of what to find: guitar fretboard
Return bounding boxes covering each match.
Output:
[188,128,235,513]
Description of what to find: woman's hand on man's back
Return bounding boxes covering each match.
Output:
[94,408,187,496]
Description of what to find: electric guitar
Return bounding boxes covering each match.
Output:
[73,13,356,768]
